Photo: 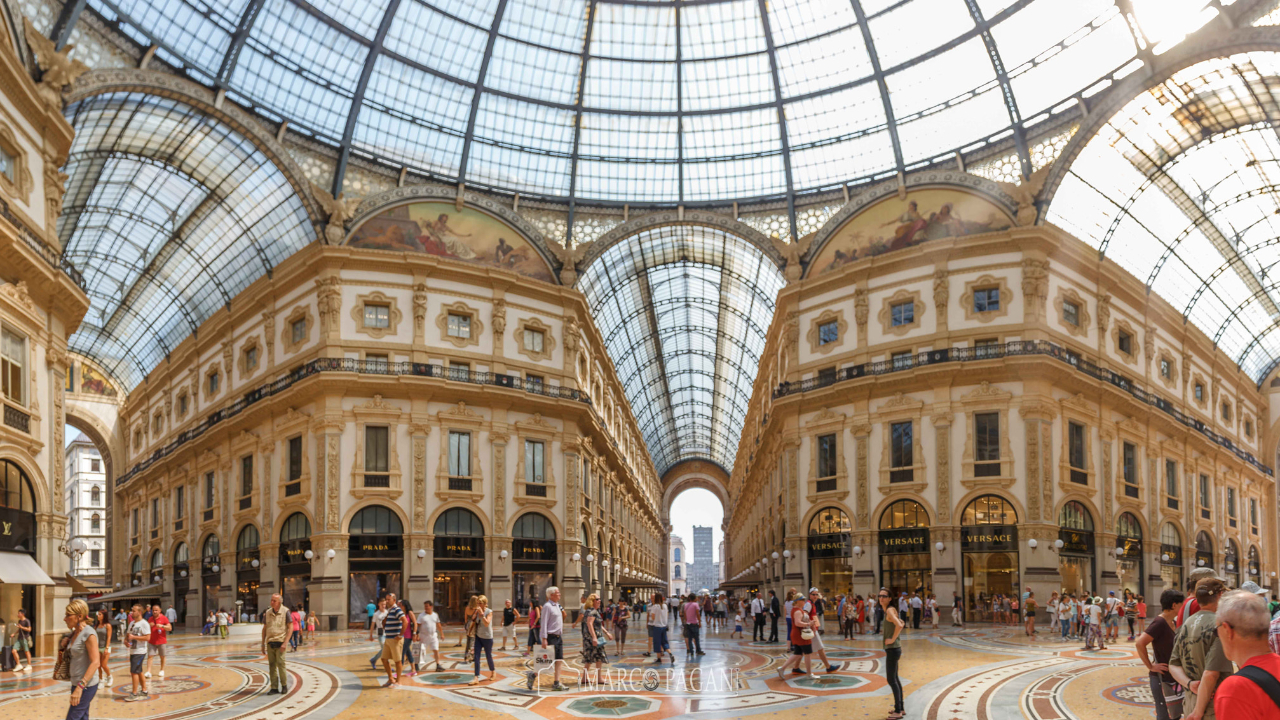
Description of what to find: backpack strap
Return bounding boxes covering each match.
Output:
[1238,664,1280,711]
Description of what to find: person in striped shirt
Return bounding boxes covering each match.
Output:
[380,594,405,688]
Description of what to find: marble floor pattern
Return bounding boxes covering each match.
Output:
[2,621,1165,720]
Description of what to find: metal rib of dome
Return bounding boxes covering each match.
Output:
[76,0,1208,212]
[577,225,785,475]
[1048,52,1280,382]
[60,92,315,390]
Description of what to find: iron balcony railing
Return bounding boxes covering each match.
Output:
[116,358,593,487]
[773,339,1273,477]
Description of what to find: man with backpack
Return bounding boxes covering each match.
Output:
[1104,591,1124,642]
[1218,590,1280,718]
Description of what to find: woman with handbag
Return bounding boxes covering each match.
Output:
[580,594,612,685]
[776,592,817,680]
[462,596,479,662]
[880,588,906,720]
[59,599,100,720]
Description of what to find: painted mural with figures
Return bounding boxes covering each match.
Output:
[346,202,555,283]
[810,188,1014,276]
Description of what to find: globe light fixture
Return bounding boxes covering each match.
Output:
[772,551,779,560]
[1028,539,1038,549]
[304,549,314,560]
[251,558,260,568]
[180,569,187,577]
[783,550,791,559]
[1054,539,1064,550]
[587,554,595,563]
[212,564,220,572]
[1198,559,1205,566]
[417,549,427,559]
[326,549,336,560]
[573,553,581,562]
[935,541,944,552]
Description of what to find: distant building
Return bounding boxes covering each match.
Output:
[668,535,687,597]
[689,525,718,591]
[64,433,107,581]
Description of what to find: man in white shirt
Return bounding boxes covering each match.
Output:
[165,606,178,626]
[909,593,924,629]
[1103,591,1123,642]
[368,597,387,671]
[126,605,152,701]
[1086,597,1106,650]
[417,600,445,673]
[750,593,765,642]
[537,586,567,691]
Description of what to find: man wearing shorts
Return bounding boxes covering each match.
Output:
[145,603,171,680]
[417,600,444,673]
[380,593,404,687]
[1104,592,1123,642]
[536,586,567,691]
[12,609,32,673]
[126,605,151,701]
[499,599,520,651]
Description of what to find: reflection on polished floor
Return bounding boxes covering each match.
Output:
[4,620,1162,720]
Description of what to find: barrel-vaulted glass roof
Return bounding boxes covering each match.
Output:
[1048,52,1280,382]
[578,226,784,476]
[82,0,1218,207]
[60,92,315,390]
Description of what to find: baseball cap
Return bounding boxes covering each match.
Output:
[1241,580,1268,596]
[809,587,819,594]
[1108,591,1115,595]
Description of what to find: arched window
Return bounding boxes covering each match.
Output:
[962,495,1017,525]
[1058,501,1093,531]
[431,507,479,536]
[90,513,101,532]
[354,505,405,535]
[237,525,260,550]
[0,459,35,512]
[879,500,929,529]
[203,534,220,560]
[1161,523,1182,547]
[809,507,852,535]
[90,486,101,504]
[130,555,141,574]
[1116,512,1142,539]
[1196,531,1213,556]
[512,513,556,539]
[150,549,163,569]
[1249,545,1262,579]
[174,542,189,564]
[280,513,312,542]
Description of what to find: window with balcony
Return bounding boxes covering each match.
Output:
[1068,422,1087,484]
[974,412,1000,477]
[890,302,914,327]
[447,313,471,339]
[1122,442,1138,498]
[891,351,912,370]
[1,328,24,405]
[526,374,544,390]
[818,366,837,383]
[363,303,390,329]
[366,353,389,373]
[1165,459,1178,510]
[890,421,913,483]
[449,362,470,381]
[448,431,472,490]
[364,426,389,487]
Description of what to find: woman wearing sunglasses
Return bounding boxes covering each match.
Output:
[879,589,906,719]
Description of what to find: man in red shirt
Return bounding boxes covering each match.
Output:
[145,603,171,681]
[1213,589,1280,718]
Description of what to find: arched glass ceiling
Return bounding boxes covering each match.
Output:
[1048,52,1280,382]
[60,92,315,390]
[577,226,784,475]
[80,0,1217,206]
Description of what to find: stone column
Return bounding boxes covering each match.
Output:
[257,542,279,613]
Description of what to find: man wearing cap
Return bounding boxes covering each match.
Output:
[1171,578,1233,720]
[1178,567,1220,628]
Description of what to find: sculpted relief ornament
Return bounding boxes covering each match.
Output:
[23,18,89,110]
[769,233,811,283]
[311,183,362,244]
[993,163,1053,227]
[548,240,594,286]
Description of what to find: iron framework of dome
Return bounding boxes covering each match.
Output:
[62,0,1221,228]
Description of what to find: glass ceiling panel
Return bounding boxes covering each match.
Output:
[60,92,314,391]
[577,225,784,475]
[75,0,1221,205]
[1047,52,1280,381]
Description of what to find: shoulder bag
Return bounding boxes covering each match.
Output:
[1239,665,1280,711]
[53,627,83,682]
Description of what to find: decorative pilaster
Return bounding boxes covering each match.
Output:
[410,423,429,532]
[1040,421,1053,518]
[565,449,579,541]
[325,435,341,532]
[260,440,274,534]
[1102,432,1114,521]
[48,348,65,514]
[493,438,507,536]
[1026,420,1041,521]
[788,443,800,530]
[412,283,428,344]
[854,288,869,347]
[855,431,870,529]
[933,417,951,524]
[933,269,949,334]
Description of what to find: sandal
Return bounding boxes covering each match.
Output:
[467,678,481,686]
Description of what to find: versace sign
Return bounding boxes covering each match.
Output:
[879,528,930,555]
[961,525,1018,553]
[808,533,851,559]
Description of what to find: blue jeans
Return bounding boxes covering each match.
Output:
[66,684,98,720]
[473,637,494,676]
[650,626,670,653]
[1061,620,1069,640]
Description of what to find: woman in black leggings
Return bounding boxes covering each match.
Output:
[879,588,906,719]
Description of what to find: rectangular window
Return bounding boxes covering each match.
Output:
[817,434,837,478]
[241,455,253,497]
[289,436,302,481]
[448,431,471,477]
[208,372,219,394]
[1251,498,1258,534]
[525,440,545,483]
[973,287,1000,313]
[179,394,188,415]
[818,320,839,345]
[890,302,914,327]
[524,328,545,353]
[890,421,913,476]
[90,515,100,532]
[1160,358,1171,378]
[1118,331,1132,355]
[974,412,1000,476]
[91,458,100,472]
[1195,383,1204,402]
[90,549,100,567]
[1,328,24,405]
[447,313,471,338]
[1223,402,1232,421]
[244,346,258,370]
[1245,419,1253,437]
[175,486,184,519]
[975,338,999,359]
[1199,474,1210,519]
[1122,442,1138,498]
[131,508,138,539]
[1063,300,1079,326]
[1228,487,1237,528]
[1165,459,1179,510]
[151,498,159,526]
[291,318,306,344]
[891,351,912,369]
[365,426,389,472]
[363,304,390,328]
[1068,422,1086,472]
[205,471,215,508]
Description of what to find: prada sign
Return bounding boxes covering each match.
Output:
[808,533,851,559]
[1059,530,1093,556]
[513,539,557,562]
[961,525,1018,552]
[349,534,403,559]
[879,528,930,555]
[434,535,484,560]
[0,507,33,554]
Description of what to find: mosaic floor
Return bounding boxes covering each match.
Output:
[1,620,1164,719]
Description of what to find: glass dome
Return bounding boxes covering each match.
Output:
[84,0,1221,206]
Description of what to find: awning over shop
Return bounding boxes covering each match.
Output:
[66,574,111,595]
[90,583,162,604]
[0,551,53,585]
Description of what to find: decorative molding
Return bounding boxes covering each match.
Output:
[585,210,784,271]
[960,274,1013,324]
[1052,285,1090,338]
[806,309,848,356]
[933,269,950,332]
[436,300,483,349]
[513,316,556,362]
[878,288,926,337]
[0,120,33,206]
[1110,316,1141,366]
[412,283,428,344]
[1156,348,1179,390]
[1021,259,1049,320]
[935,418,951,525]
[350,290,403,340]
[280,304,314,356]
[237,335,262,380]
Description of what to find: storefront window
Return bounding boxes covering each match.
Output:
[808,507,852,598]
[961,495,1019,623]
[202,534,221,616]
[1160,523,1183,596]
[879,500,931,600]
[279,513,312,611]
[1225,539,1241,589]
[1115,512,1143,598]
[1058,501,1094,598]
[1195,531,1214,571]
[432,507,483,624]
[350,505,406,626]
[236,525,261,621]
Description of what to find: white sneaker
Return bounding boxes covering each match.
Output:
[105,675,114,687]
[22,666,31,674]
[158,671,164,679]
[11,666,23,673]
[144,671,151,678]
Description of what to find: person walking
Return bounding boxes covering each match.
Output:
[261,594,292,694]
[1058,594,1073,641]
[749,592,764,642]
[768,590,781,643]
[612,597,629,656]
[1210,589,1280,718]
[1104,591,1123,642]
[647,592,673,664]
[682,594,704,656]
[776,589,817,681]
[379,593,405,688]
[462,596,479,661]
[144,604,170,680]
[368,597,387,671]
[165,606,177,628]
[398,600,417,676]
[499,599,519,652]
[416,600,445,673]
[879,588,906,719]
[525,599,541,658]
[12,609,32,673]
[306,610,317,641]
[535,586,567,692]
[468,595,495,685]
[928,594,940,630]
[1136,588,1184,720]
[1137,595,1148,636]
[952,591,964,627]
[783,590,795,641]
[216,608,229,639]
[579,594,612,686]
[806,589,840,673]
[125,605,151,701]
[93,610,113,687]
[60,599,100,720]
[288,606,302,652]
[1125,592,1139,641]
[1170,578,1233,720]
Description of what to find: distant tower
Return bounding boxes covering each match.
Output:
[64,433,107,581]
